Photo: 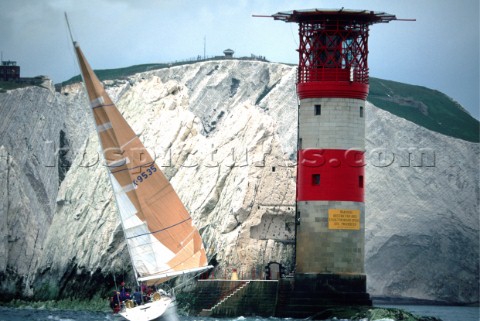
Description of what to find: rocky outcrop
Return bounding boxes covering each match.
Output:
[0,60,478,304]
[0,83,69,298]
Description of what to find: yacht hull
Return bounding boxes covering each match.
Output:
[119,297,178,321]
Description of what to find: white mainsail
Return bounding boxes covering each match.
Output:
[71,40,210,284]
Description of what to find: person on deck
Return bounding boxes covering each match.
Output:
[119,282,128,301]
[110,291,120,312]
[133,288,142,306]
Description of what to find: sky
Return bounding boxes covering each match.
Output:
[1,0,479,120]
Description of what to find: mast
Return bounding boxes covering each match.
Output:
[65,12,75,44]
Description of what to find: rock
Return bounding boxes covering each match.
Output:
[0,60,477,304]
[306,306,442,321]
[365,105,479,303]
[0,83,73,299]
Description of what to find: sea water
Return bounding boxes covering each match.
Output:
[376,304,479,321]
[0,306,478,321]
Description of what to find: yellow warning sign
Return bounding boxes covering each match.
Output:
[328,209,361,230]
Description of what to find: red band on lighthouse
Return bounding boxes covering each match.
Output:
[297,82,369,100]
[297,149,365,202]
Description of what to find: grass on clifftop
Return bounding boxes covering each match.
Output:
[61,63,167,86]
[369,77,479,143]
[0,81,39,92]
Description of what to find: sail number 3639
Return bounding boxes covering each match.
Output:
[132,164,157,187]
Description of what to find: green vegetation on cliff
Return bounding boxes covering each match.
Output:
[369,77,479,143]
[0,80,45,92]
[61,63,166,86]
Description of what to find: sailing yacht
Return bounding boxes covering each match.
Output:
[67,16,212,321]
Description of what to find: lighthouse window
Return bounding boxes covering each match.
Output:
[360,106,364,118]
[312,174,321,185]
[314,104,321,115]
[359,175,364,188]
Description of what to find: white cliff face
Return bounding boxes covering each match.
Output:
[0,83,71,297]
[0,60,477,304]
[364,104,479,303]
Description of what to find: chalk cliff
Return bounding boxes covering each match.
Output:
[0,60,478,304]
[0,82,72,298]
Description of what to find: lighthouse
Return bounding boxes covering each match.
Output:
[268,9,398,310]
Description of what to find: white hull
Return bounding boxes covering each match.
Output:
[119,296,179,321]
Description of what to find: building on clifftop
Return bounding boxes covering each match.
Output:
[0,60,20,81]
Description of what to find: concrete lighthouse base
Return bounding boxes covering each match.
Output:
[274,274,372,318]
[190,276,370,318]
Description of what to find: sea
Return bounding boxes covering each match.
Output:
[0,305,478,321]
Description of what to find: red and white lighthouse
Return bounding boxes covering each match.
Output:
[270,9,398,306]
